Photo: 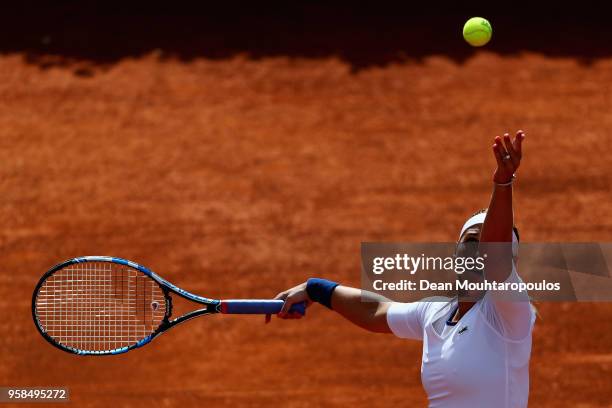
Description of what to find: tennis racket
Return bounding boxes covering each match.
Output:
[32,256,305,355]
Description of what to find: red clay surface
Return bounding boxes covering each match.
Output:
[1,50,611,407]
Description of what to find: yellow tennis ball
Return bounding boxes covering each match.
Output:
[463,17,492,47]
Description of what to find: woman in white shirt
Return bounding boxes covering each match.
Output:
[270,130,534,408]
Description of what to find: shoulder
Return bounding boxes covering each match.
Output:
[387,297,452,340]
[388,296,451,318]
[479,294,536,342]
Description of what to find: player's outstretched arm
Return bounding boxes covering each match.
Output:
[480,130,525,282]
[267,280,392,333]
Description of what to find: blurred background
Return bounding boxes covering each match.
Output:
[1,3,611,407]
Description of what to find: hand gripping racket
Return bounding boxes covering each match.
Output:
[32,256,305,355]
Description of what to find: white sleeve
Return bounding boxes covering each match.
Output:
[386,301,430,340]
[482,264,535,341]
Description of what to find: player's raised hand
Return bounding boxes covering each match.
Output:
[265,282,312,323]
[492,130,525,184]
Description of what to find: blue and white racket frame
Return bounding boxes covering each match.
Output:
[32,256,305,356]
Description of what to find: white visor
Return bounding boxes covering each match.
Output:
[459,211,519,257]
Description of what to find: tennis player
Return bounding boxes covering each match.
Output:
[270,131,535,408]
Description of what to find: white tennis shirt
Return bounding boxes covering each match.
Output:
[387,267,535,408]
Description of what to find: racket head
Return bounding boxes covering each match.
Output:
[32,257,172,355]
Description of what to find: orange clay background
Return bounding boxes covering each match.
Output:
[0,10,611,408]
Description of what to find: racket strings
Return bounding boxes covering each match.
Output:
[35,262,166,352]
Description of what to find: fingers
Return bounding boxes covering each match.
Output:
[492,143,504,167]
[279,298,294,316]
[266,282,309,323]
[502,133,521,167]
[494,136,509,165]
[276,301,305,319]
[492,130,525,184]
[266,291,288,324]
[266,290,297,320]
[273,291,288,301]
[514,130,525,155]
[265,310,303,323]
[282,311,304,319]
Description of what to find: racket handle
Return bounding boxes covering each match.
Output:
[220,299,306,315]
